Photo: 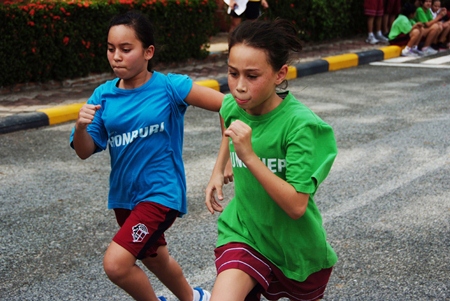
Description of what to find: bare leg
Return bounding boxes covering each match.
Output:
[422,24,441,47]
[229,17,241,34]
[367,16,375,34]
[142,245,193,301]
[103,241,160,301]
[374,15,383,33]
[408,28,423,47]
[439,22,450,43]
[382,13,389,33]
[389,14,396,32]
[210,269,257,301]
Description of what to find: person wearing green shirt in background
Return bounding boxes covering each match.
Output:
[415,0,443,54]
[389,2,425,56]
[429,0,450,49]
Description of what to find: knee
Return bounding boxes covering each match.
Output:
[432,24,442,33]
[103,254,127,283]
[411,28,420,37]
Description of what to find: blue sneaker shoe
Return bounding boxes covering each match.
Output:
[194,287,211,301]
[158,297,167,301]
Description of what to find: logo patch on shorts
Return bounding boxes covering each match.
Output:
[132,223,149,243]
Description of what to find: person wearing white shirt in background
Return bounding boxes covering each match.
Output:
[430,0,450,48]
[225,0,268,33]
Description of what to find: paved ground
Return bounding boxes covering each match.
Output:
[0,33,383,118]
[1,64,449,300]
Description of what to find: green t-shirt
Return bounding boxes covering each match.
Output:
[415,7,433,23]
[217,92,338,282]
[389,14,415,40]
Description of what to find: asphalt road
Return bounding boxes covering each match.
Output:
[0,64,449,300]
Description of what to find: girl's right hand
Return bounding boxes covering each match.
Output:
[76,104,101,131]
[205,172,225,214]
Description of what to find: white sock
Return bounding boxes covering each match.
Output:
[412,45,418,50]
[193,288,200,301]
[368,32,374,38]
[404,46,411,51]
[376,30,384,37]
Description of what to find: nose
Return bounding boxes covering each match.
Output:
[113,50,121,61]
[235,76,247,93]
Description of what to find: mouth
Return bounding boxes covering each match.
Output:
[235,97,249,105]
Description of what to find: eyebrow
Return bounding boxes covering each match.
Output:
[228,64,260,72]
[107,42,133,46]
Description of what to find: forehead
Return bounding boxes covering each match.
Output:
[108,25,138,44]
[228,44,271,69]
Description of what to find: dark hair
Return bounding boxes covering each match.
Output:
[401,2,418,15]
[108,10,155,70]
[229,19,302,72]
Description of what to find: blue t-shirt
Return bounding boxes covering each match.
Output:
[70,71,193,215]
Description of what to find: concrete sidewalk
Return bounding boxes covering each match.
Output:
[0,33,402,134]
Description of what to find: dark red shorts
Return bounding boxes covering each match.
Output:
[384,0,401,15]
[215,242,333,301]
[112,202,178,260]
[365,0,384,16]
[389,33,410,46]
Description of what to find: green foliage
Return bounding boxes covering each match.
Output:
[264,0,365,41]
[0,0,367,87]
[0,0,217,87]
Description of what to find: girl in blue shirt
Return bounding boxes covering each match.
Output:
[71,10,223,301]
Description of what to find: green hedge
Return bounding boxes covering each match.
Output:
[1,0,371,88]
[264,0,365,41]
[0,0,217,87]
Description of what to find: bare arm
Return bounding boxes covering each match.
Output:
[205,133,231,214]
[226,120,309,219]
[184,83,224,112]
[261,0,269,9]
[72,104,100,160]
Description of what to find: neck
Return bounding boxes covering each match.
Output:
[120,71,151,89]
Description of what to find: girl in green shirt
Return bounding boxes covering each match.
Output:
[205,19,337,301]
[415,0,444,54]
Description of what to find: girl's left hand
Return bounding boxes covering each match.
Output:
[224,120,254,162]
[261,0,269,9]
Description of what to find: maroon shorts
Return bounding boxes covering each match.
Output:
[384,0,401,15]
[215,242,333,301]
[112,202,178,260]
[389,33,410,46]
[364,0,384,16]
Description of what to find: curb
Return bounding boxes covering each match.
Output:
[0,46,401,135]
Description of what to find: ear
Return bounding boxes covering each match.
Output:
[144,45,155,61]
[275,64,288,85]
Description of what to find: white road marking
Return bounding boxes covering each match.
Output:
[370,54,450,68]
[385,56,418,63]
[321,149,450,221]
[370,62,450,68]
[422,55,450,64]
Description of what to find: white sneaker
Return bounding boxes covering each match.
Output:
[422,47,438,56]
[411,47,424,56]
[402,48,419,57]
[375,33,389,43]
[365,35,379,45]
[194,287,211,301]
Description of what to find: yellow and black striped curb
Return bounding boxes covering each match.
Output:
[0,46,401,135]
